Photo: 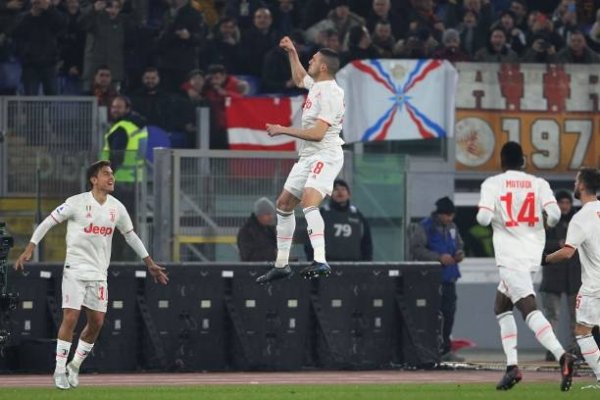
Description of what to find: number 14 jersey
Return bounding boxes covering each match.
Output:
[478,170,558,271]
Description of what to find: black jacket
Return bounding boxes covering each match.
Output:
[237,214,277,262]
[541,210,581,294]
[305,200,373,262]
[13,7,66,66]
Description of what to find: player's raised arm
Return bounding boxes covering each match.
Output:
[14,204,69,271]
[280,36,307,87]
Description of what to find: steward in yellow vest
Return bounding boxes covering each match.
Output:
[101,96,148,183]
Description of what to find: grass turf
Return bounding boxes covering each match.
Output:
[1,383,599,400]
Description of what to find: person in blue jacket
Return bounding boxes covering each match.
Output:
[409,196,465,362]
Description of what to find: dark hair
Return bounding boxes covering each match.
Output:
[318,48,340,75]
[207,64,226,74]
[555,190,573,203]
[94,65,111,74]
[143,66,159,75]
[112,94,132,109]
[578,167,600,195]
[86,160,111,190]
[500,141,524,170]
[187,68,205,80]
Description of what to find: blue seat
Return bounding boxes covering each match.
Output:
[0,59,21,91]
[145,125,171,162]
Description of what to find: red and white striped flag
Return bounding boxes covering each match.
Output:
[226,96,304,151]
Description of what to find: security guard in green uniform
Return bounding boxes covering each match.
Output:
[101,95,147,260]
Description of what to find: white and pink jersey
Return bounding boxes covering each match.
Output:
[297,75,345,158]
[478,170,557,271]
[51,192,133,280]
[565,200,600,296]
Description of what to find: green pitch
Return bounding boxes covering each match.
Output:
[2,384,599,400]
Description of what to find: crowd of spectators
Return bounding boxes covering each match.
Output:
[1,0,599,147]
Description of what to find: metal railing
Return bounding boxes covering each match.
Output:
[0,96,100,197]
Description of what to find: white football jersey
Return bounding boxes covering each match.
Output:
[297,75,345,157]
[478,170,557,271]
[565,200,600,296]
[51,192,133,280]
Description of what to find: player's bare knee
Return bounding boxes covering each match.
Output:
[575,323,592,337]
[61,309,80,328]
[515,295,537,318]
[494,292,513,315]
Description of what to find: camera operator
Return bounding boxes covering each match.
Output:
[521,34,558,62]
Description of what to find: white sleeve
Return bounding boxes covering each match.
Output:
[116,203,135,234]
[477,179,495,226]
[565,218,585,249]
[538,179,560,227]
[30,215,59,245]
[317,91,340,126]
[123,230,150,259]
[476,208,494,226]
[300,74,314,89]
[50,201,74,223]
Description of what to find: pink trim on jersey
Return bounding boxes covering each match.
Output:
[317,117,332,126]
[535,325,551,338]
[542,200,557,207]
[582,349,600,356]
[56,354,68,359]
[478,206,493,211]
[50,214,60,224]
[277,236,294,240]
[501,334,517,340]
[309,233,324,238]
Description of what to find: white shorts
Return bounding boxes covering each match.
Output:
[62,271,108,313]
[497,267,536,304]
[575,293,600,327]
[284,146,344,199]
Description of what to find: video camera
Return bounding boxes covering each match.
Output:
[0,222,17,347]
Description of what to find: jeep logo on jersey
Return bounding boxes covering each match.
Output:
[83,223,114,236]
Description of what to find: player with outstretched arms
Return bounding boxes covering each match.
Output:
[545,167,600,390]
[256,36,345,283]
[476,142,575,391]
[14,160,168,390]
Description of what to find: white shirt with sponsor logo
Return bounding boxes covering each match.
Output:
[478,170,557,271]
[297,75,345,157]
[51,192,133,280]
[565,200,600,296]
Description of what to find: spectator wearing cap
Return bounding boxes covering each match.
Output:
[237,197,277,261]
[432,28,471,63]
[540,190,581,361]
[409,196,465,362]
[304,179,373,262]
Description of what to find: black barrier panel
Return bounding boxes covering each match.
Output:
[2,262,441,373]
[79,267,141,372]
[397,265,442,367]
[7,266,58,343]
[228,265,312,370]
[314,265,400,369]
[144,265,227,371]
